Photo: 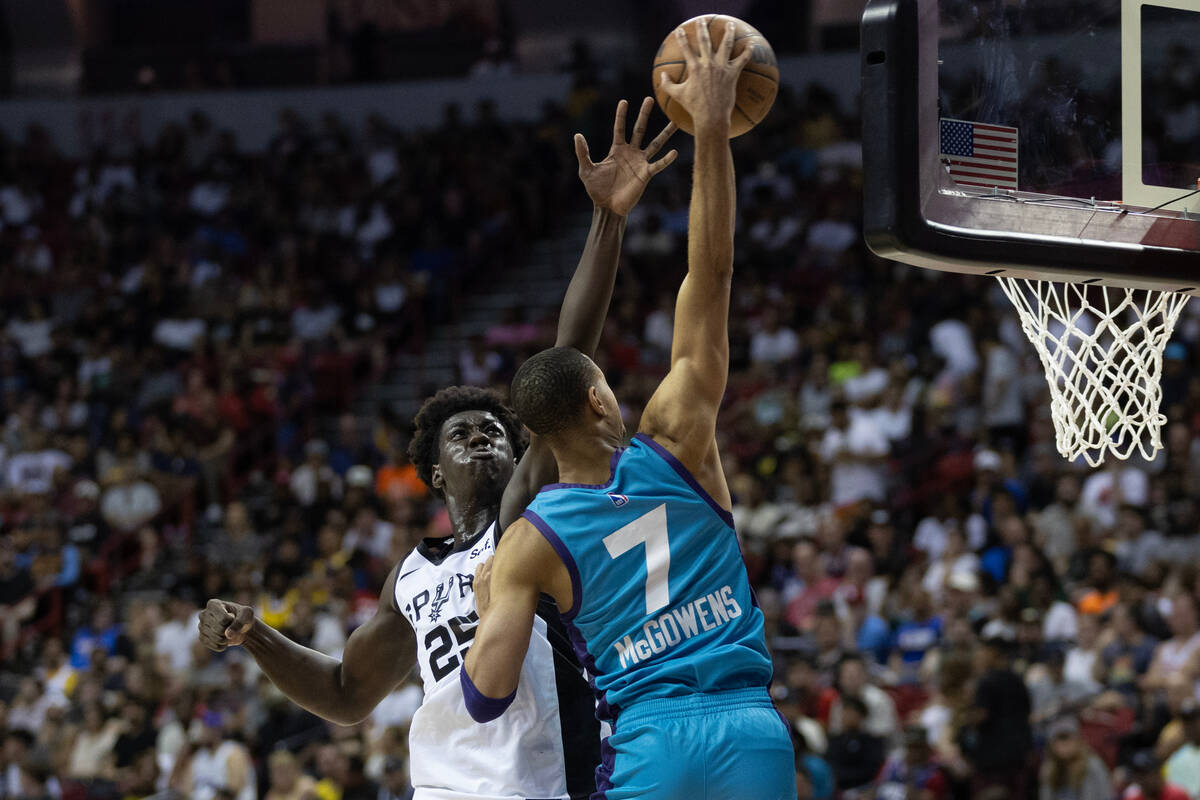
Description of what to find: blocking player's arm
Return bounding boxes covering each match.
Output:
[461,517,571,720]
[198,563,416,726]
[499,99,678,530]
[640,22,751,505]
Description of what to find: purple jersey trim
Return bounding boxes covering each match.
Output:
[632,433,735,528]
[522,510,583,621]
[592,730,616,800]
[459,667,516,723]
[540,446,625,492]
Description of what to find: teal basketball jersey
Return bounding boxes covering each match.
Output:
[523,433,772,722]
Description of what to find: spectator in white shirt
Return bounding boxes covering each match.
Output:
[6,430,71,495]
[929,317,979,376]
[100,464,162,534]
[842,343,890,404]
[289,439,342,507]
[805,199,858,266]
[6,302,54,359]
[819,400,890,508]
[871,383,912,444]
[750,308,800,367]
[155,595,200,674]
[981,327,1026,453]
[458,335,502,386]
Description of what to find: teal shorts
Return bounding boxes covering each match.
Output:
[595,687,796,800]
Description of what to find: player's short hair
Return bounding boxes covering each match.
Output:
[510,347,598,437]
[409,386,527,496]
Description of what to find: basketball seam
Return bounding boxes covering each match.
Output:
[652,60,687,68]
[742,67,776,80]
[734,103,758,126]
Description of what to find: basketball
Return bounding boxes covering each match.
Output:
[652,15,779,138]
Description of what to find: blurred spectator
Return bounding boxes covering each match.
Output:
[874,724,949,800]
[1164,701,1200,798]
[169,714,256,800]
[1028,647,1098,727]
[378,756,415,800]
[965,637,1034,798]
[1124,750,1190,800]
[100,464,163,533]
[826,652,899,741]
[1038,715,1113,800]
[265,749,317,800]
[751,308,801,366]
[819,400,889,508]
[825,695,885,795]
[1143,594,1200,694]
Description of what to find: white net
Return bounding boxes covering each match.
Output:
[996,277,1191,466]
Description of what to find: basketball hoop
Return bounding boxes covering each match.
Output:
[996,277,1190,466]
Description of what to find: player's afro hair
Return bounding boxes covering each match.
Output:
[408,386,527,496]
[510,347,597,437]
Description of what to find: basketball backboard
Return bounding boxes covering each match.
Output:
[861,0,1200,294]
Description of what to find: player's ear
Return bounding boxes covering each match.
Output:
[587,385,606,417]
[431,464,444,491]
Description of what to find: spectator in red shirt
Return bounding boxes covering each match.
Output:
[1123,750,1190,800]
[787,538,839,632]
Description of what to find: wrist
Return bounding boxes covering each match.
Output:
[695,117,732,137]
[241,616,268,648]
[592,205,626,222]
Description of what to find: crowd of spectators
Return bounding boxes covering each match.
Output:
[4,66,1200,800]
[0,90,582,799]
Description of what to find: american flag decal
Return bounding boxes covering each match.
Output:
[939,118,1019,190]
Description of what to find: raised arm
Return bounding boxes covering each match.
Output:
[640,21,751,503]
[460,517,574,717]
[198,563,416,726]
[499,99,678,529]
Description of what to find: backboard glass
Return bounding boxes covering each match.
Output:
[861,0,1200,293]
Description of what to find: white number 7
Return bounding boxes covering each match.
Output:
[603,504,671,614]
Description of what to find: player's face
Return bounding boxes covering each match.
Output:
[434,410,516,500]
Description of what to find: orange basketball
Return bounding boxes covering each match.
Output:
[652,15,779,138]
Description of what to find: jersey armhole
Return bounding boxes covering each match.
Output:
[521,510,583,621]
[632,433,735,529]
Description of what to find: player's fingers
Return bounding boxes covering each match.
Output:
[732,46,753,71]
[630,97,654,148]
[612,99,628,146]
[649,149,679,176]
[658,71,680,99]
[573,133,592,172]
[718,19,736,62]
[675,27,697,66]
[643,121,678,158]
[233,605,254,633]
[696,17,713,59]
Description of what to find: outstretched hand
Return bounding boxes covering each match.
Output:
[575,97,678,217]
[657,20,752,133]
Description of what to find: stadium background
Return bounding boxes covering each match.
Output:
[0,1,1199,798]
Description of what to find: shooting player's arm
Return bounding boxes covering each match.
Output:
[640,22,750,507]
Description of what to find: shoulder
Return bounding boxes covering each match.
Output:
[497,517,558,566]
[378,560,416,624]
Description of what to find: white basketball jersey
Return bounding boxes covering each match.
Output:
[393,522,597,800]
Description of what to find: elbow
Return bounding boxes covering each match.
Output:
[460,666,516,723]
[323,700,373,727]
[329,709,370,727]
